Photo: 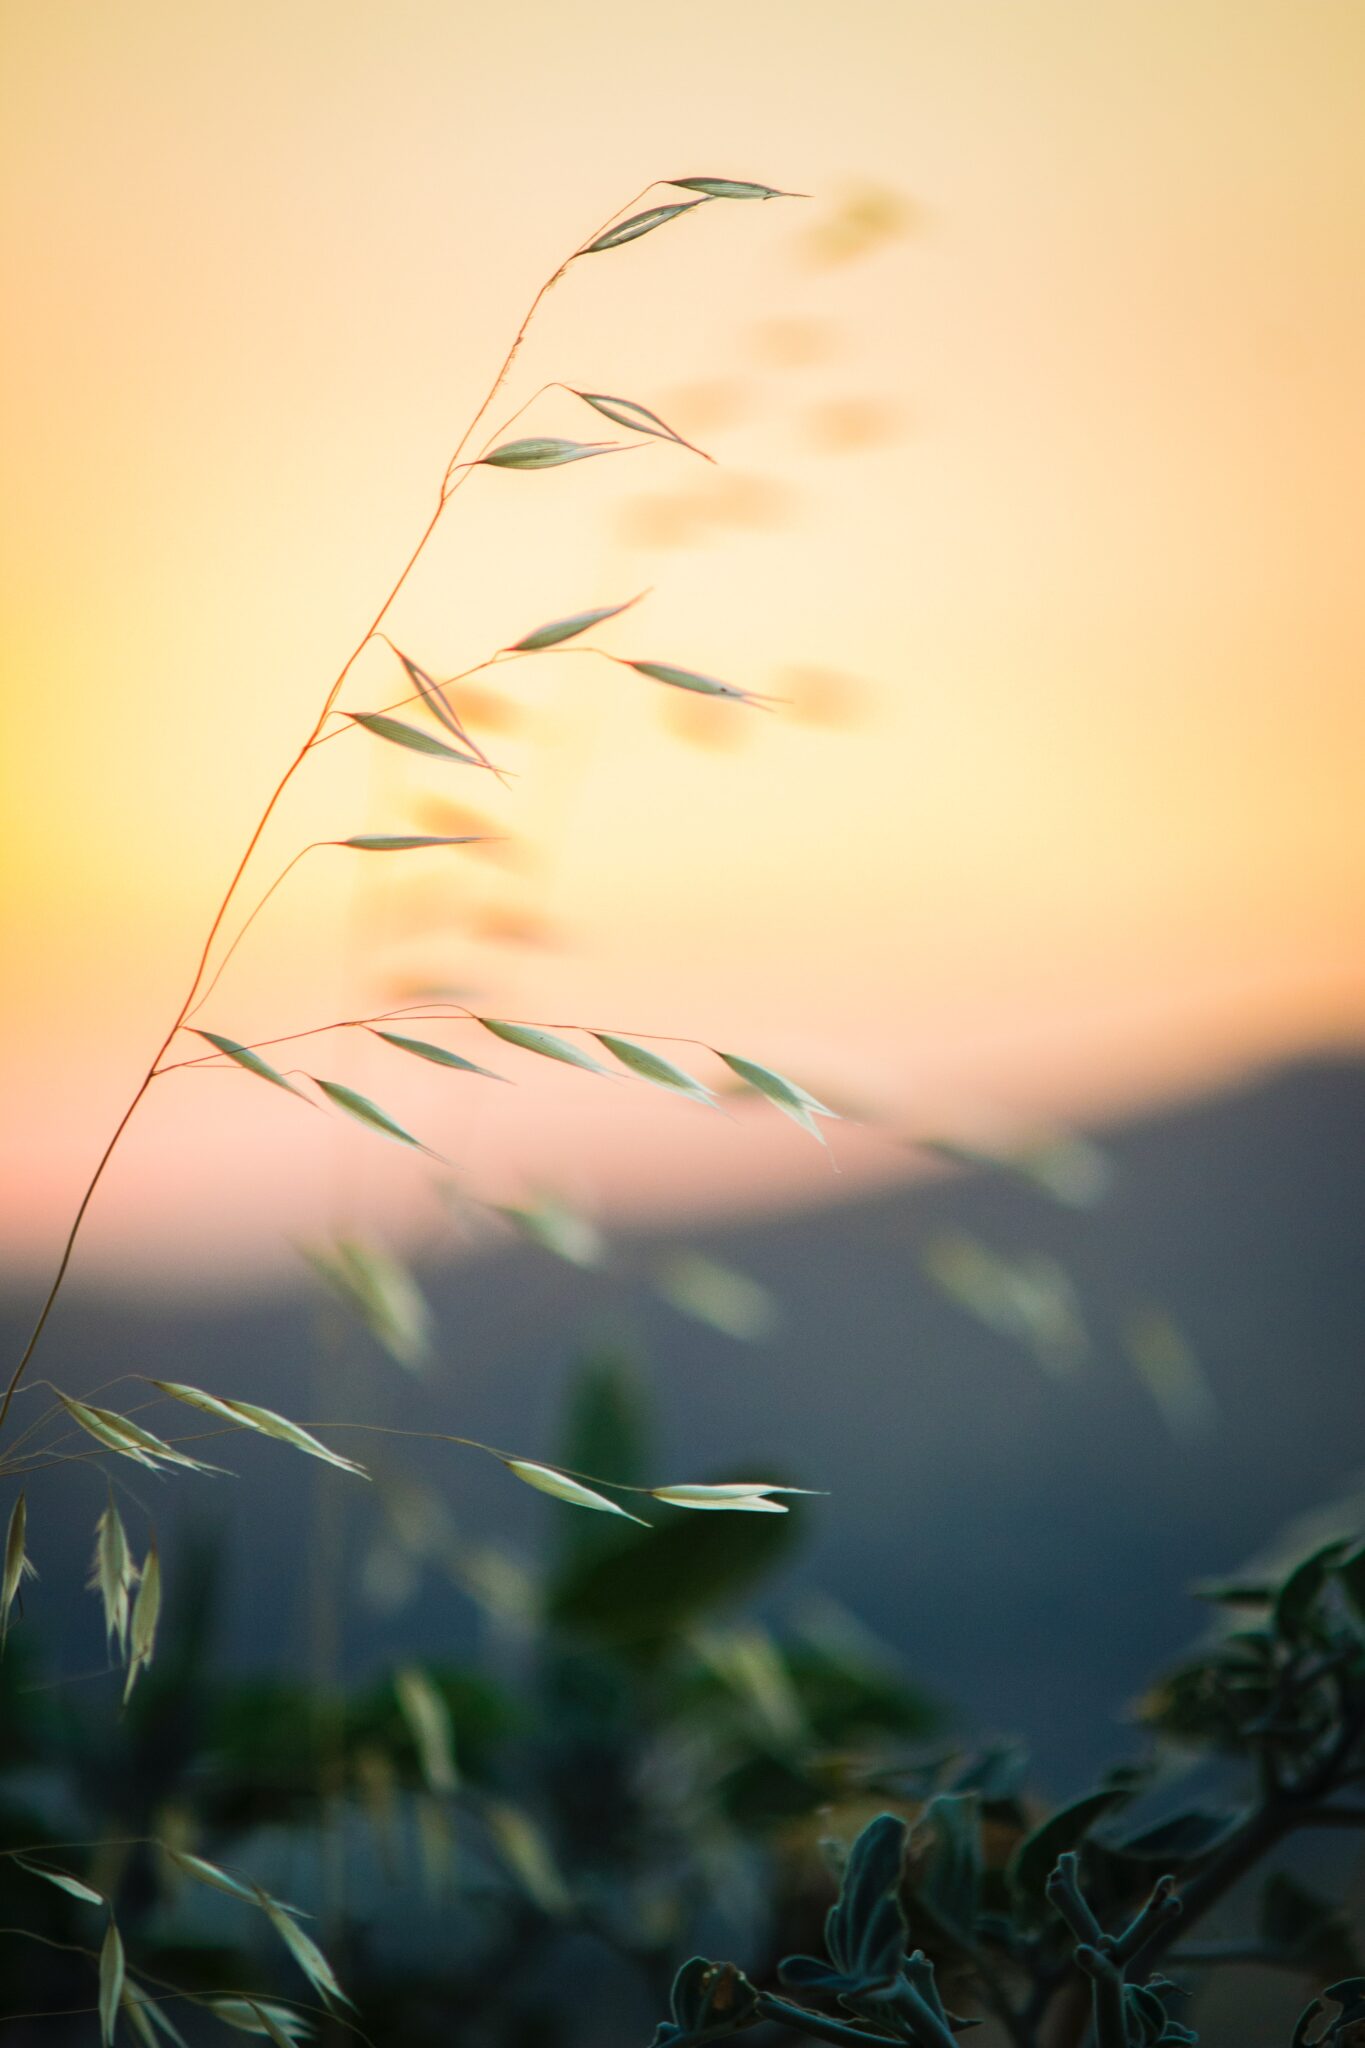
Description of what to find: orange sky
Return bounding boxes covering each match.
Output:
[2,0,1363,1291]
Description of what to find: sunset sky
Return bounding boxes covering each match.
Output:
[2,0,1362,1290]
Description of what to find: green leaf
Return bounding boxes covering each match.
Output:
[504,1458,649,1525]
[302,1238,433,1371]
[99,1920,125,2047]
[486,1802,573,1916]
[340,834,486,851]
[651,1483,809,1514]
[662,1958,760,2044]
[912,1793,983,1946]
[716,1051,837,1141]
[191,1030,307,1100]
[822,1812,910,1990]
[582,200,707,252]
[477,1018,612,1075]
[1274,1538,1349,1641]
[162,1846,261,1906]
[548,1489,797,1644]
[498,1197,605,1268]
[371,1030,505,1081]
[89,1498,137,1656]
[480,437,619,470]
[574,391,711,460]
[121,1977,192,2048]
[13,1853,103,1906]
[1335,1540,1365,1626]
[509,594,644,651]
[1190,1579,1273,1608]
[388,647,502,776]
[1009,1787,1131,1903]
[123,1539,161,1703]
[345,712,481,764]
[391,646,465,742]
[595,1033,714,1104]
[152,1380,369,1478]
[312,1077,434,1155]
[2,1492,34,1645]
[395,1666,459,1793]
[654,1252,778,1340]
[261,1897,351,2008]
[670,176,803,200]
[627,660,763,705]
[55,1391,217,1473]
[204,2000,312,2042]
[235,2008,296,2048]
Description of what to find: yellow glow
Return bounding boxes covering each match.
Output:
[3,0,1363,1283]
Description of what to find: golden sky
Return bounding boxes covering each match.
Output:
[2,0,1363,1287]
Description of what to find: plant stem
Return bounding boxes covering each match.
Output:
[1,496,444,1433]
[3,179,660,1429]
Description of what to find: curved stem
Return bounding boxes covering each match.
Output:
[438,186,653,498]
[182,843,325,1024]
[3,180,669,1431]
[1,498,445,1434]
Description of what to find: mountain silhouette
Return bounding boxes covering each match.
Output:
[5,1052,1362,1788]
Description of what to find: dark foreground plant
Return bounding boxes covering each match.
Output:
[2,1419,1361,2046]
[646,1530,1365,2048]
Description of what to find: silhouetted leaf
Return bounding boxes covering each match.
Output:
[549,1497,799,1646]
[1010,1788,1131,1903]
[1113,1809,1234,1862]
[1274,1539,1349,1641]
[782,1812,909,1996]
[654,1958,759,2046]
[913,1792,981,1945]
[1336,1540,1365,1626]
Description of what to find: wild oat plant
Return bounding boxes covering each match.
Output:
[3,179,1361,2048]
[0,175,836,2035]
